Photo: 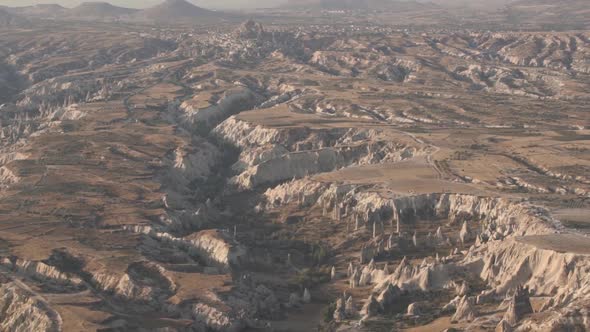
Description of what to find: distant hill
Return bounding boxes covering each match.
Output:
[509,0,582,5]
[505,0,589,27]
[418,0,515,10]
[134,0,223,22]
[284,0,435,11]
[7,4,67,18]
[68,2,139,20]
[0,8,28,26]
[508,0,589,10]
[0,0,229,24]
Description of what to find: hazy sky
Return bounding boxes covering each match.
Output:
[0,0,286,9]
[0,0,516,10]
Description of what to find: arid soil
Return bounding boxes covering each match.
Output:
[0,7,588,332]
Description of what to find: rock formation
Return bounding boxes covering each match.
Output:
[503,285,533,325]
[451,296,477,323]
[333,297,346,321]
[407,302,423,316]
[345,296,356,317]
[0,10,589,332]
[459,221,471,245]
[360,295,379,318]
[376,282,401,311]
[496,319,513,332]
[0,283,61,331]
[303,288,311,303]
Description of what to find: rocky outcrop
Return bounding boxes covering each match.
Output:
[234,19,265,40]
[0,165,20,188]
[0,283,61,332]
[503,285,533,325]
[262,176,590,327]
[179,88,259,132]
[263,179,334,210]
[0,258,83,289]
[192,303,245,332]
[345,295,356,317]
[309,51,420,82]
[265,181,558,238]
[451,296,477,323]
[16,78,108,109]
[306,184,590,330]
[376,282,401,311]
[184,230,248,272]
[462,238,589,305]
[166,143,222,188]
[232,143,416,189]
[374,258,457,292]
[214,119,425,190]
[451,64,561,97]
[496,319,513,332]
[333,297,345,321]
[87,261,176,304]
[459,221,471,245]
[303,288,311,303]
[406,302,424,316]
[468,32,590,74]
[127,226,247,272]
[192,303,246,332]
[360,295,379,318]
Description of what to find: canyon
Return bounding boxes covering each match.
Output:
[0,2,588,331]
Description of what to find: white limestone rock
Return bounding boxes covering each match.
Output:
[360,295,379,318]
[451,296,477,323]
[303,288,311,303]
